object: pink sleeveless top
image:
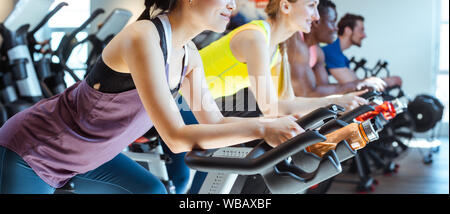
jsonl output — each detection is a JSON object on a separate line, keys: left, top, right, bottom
{"left": 299, "top": 31, "right": 318, "bottom": 68}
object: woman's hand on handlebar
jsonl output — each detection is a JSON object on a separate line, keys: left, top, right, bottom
{"left": 260, "top": 114, "right": 305, "bottom": 148}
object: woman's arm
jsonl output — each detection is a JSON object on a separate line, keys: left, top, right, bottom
{"left": 178, "top": 41, "right": 304, "bottom": 148}
{"left": 231, "top": 30, "right": 367, "bottom": 116}
{"left": 180, "top": 41, "right": 263, "bottom": 125}
{"left": 120, "top": 23, "right": 301, "bottom": 153}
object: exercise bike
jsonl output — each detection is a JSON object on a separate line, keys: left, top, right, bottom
{"left": 185, "top": 104, "right": 384, "bottom": 194}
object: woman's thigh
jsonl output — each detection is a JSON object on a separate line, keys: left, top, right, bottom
{"left": 72, "top": 153, "right": 168, "bottom": 194}
{"left": 0, "top": 146, "right": 55, "bottom": 194}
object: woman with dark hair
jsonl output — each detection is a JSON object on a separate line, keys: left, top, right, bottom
{"left": 0, "top": 0, "right": 304, "bottom": 194}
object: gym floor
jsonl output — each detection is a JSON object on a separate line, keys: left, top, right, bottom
{"left": 327, "top": 137, "right": 449, "bottom": 194}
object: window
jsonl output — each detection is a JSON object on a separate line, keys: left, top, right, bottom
{"left": 48, "top": 0, "right": 91, "bottom": 86}
{"left": 436, "top": 0, "right": 449, "bottom": 123}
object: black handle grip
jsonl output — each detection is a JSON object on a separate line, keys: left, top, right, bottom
{"left": 354, "top": 58, "right": 367, "bottom": 72}
{"left": 185, "top": 130, "right": 326, "bottom": 175}
{"left": 338, "top": 105, "right": 375, "bottom": 123}
{"left": 247, "top": 104, "right": 342, "bottom": 157}
{"left": 296, "top": 104, "right": 342, "bottom": 130}
{"left": 360, "top": 91, "right": 382, "bottom": 100}
{"left": 319, "top": 119, "right": 349, "bottom": 135}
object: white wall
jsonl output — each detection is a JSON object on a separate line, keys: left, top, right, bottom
{"left": 334, "top": 0, "right": 440, "bottom": 98}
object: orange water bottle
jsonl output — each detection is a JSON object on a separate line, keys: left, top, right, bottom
{"left": 306, "top": 120, "right": 379, "bottom": 157}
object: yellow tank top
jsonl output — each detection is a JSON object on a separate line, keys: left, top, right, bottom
{"left": 200, "top": 20, "right": 280, "bottom": 99}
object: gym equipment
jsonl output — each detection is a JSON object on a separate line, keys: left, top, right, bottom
{"left": 350, "top": 57, "right": 390, "bottom": 80}
{"left": 350, "top": 57, "right": 445, "bottom": 168}
{"left": 350, "top": 94, "right": 407, "bottom": 186}
{"left": 53, "top": 9, "right": 105, "bottom": 83}
{"left": 31, "top": 8, "right": 106, "bottom": 98}
{"left": 309, "top": 91, "right": 409, "bottom": 193}
{"left": 187, "top": 105, "right": 338, "bottom": 194}
{"left": 355, "top": 58, "right": 445, "bottom": 133}
{"left": 185, "top": 104, "right": 382, "bottom": 194}
{"left": 0, "top": 0, "right": 52, "bottom": 102}
{"left": 350, "top": 57, "right": 405, "bottom": 101}
{"left": 407, "top": 94, "right": 444, "bottom": 133}
{"left": 81, "top": 8, "right": 132, "bottom": 77}
{"left": 123, "top": 128, "right": 177, "bottom": 194}
{"left": 0, "top": 0, "right": 54, "bottom": 119}
{"left": 311, "top": 102, "right": 383, "bottom": 193}
{"left": 27, "top": 2, "right": 69, "bottom": 98}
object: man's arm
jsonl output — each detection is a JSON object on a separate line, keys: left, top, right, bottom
{"left": 310, "top": 47, "right": 359, "bottom": 95}
{"left": 286, "top": 33, "right": 358, "bottom": 97}
{"left": 328, "top": 66, "right": 387, "bottom": 91}
{"left": 328, "top": 67, "right": 359, "bottom": 83}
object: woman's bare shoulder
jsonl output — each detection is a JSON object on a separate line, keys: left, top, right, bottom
{"left": 102, "top": 20, "right": 162, "bottom": 72}
{"left": 120, "top": 20, "right": 160, "bottom": 44}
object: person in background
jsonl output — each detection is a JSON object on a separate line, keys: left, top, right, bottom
{"left": 285, "top": 0, "right": 387, "bottom": 97}
{"left": 322, "top": 13, "right": 403, "bottom": 89}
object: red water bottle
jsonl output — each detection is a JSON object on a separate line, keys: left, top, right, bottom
{"left": 356, "top": 100, "right": 401, "bottom": 122}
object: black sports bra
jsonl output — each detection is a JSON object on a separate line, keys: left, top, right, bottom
{"left": 86, "top": 16, "right": 186, "bottom": 94}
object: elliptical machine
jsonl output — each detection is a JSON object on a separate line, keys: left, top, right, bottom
{"left": 0, "top": 0, "right": 54, "bottom": 120}
{"left": 80, "top": 8, "right": 132, "bottom": 77}
{"left": 30, "top": 6, "right": 106, "bottom": 97}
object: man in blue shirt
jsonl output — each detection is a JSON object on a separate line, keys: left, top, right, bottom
{"left": 322, "top": 14, "right": 402, "bottom": 89}
{"left": 286, "top": 0, "right": 384, "bottom": 96}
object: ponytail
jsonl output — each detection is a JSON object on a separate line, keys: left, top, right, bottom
{"left": 277, "top": 42, "right": 295, "bottom": 100}
{"left": 137, "top": 0, "right": 178, "bottom": 20}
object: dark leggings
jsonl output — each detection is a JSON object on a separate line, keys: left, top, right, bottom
{"left": 0, "top": 146, "right": 167, "bottom": 194}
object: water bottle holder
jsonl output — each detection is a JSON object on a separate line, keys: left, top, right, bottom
{"left": 262, "top": 141, "right": 355, "bottom": 194}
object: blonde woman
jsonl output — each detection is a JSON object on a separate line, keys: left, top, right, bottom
{"left": 199, "top": 0, "right": 368, "bottom": 119}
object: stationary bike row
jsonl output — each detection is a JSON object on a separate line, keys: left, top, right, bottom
{"left": 125, "top": 95, "right": 386, "bottom": 194}
{"left": 185, "top": 102, "right": 388, "bottom": 194}
{"left": 351, "top": 57, "right": 445, "bottom": 164}
{"left": 334, "top": 91, "right": 409, "bottom": 193}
